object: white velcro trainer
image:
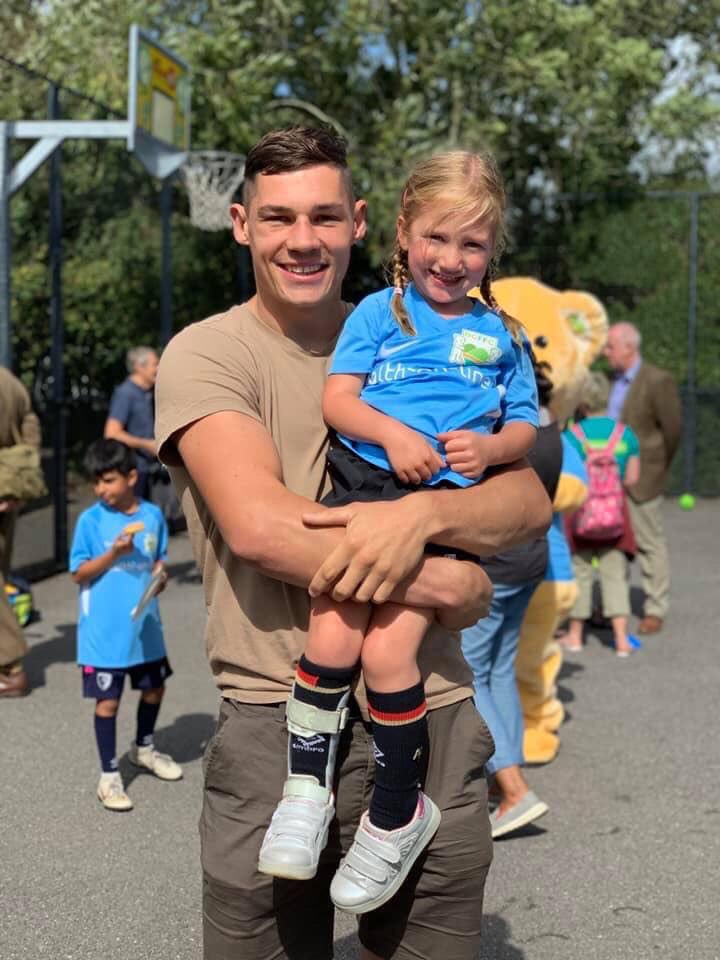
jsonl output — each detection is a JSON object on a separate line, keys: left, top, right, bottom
{"left": 330, "top": 792, "right": 441, "bottom": 914}
{"left": 129, "top": 744, "right": 183, "bottom": 781}
{"left": 258, "top": 775, "right": 335, "bottom": 880}
{"left": 97, "top": 773, "right": 133, "bottom": 812}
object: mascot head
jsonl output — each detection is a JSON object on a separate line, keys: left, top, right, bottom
{"left": 488, "top": 277, "right": 608, "bottom": 422}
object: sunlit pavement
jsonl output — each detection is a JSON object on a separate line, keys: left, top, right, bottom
{"left": 2, "top": 499, "right": 718, "bottom": 959}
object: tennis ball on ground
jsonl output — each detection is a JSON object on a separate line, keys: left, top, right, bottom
{"left": 678, "top": 493, "right": 695, "bottom": 511}
{"left": 591, "top": 556, "right": 599, "bottom": 569}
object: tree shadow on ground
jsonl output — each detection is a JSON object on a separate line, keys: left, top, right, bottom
{"left": 493, "top": 822, "right": 548, "bottom": 843}
{"left": 557, "top": 657, "right": 583, "bottom": 712}
{"left": 120, "top": 710, "right": 217, "bottom": 786}
{"left": 332, "top": 932, "right": 360, "bottom": 960}
{"left": 333, "top": 917, "right": 526, "bottom": 960}
{"left": 23, "top": 622, "right": 76, "bottom": 690}
{"left": 165, "top": 559, "right": 201, "bottom": 585}
{"left": 482, "top": 914, "right": 528, "bottom": 958}
{"left": 630, "top": 585, "right": 645, "bottom": 617}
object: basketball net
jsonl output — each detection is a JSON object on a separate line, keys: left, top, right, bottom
{"left": 180, "top": 151, "right": 246, "bottom": 231}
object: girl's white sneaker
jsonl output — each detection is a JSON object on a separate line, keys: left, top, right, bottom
{"left": 330, "top": 793, "right": 441, "bottom": 914}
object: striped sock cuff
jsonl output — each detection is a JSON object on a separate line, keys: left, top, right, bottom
{"left": 294, "top": 655, "right": 355, "bottom": 697}
{"left": 366, "top": 682, "right": 427, "bottom": 727}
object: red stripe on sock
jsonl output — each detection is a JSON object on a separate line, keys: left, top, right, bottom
{"left": 296, "top": 665, "right": 319, "bottom": 687}
{"left": 368, "top": 702, "right": 427, "bottom": 725}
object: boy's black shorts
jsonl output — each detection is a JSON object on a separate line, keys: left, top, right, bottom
{"left": 323, "top": 442, "right": 479, "bottom": 563}
{"left": 81, "top": 657, "right": 173, "bottom": 700}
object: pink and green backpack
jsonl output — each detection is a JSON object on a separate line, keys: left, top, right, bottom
{"left": 570, "top": 422, "right": 626, "bottom": 541}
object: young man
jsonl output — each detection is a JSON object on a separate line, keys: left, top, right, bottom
{"left": 155, "top": 127, "right": 551, "bottom": 960}
{"left": 605, "top": 322, "right": 682, "bottom": 634}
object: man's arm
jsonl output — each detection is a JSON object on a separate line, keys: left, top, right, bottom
{"left": 104, "top": 417, "right": 157, "bottom": 456}
{"left": 174, "top": 410, "right": 491, "bottom": 619}
{"left": 304, "top": 459, "right": 552, "bottom": 602}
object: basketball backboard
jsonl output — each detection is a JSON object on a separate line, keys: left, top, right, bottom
{"left": 127, "top": 24, "right": 191, "bottom": 178}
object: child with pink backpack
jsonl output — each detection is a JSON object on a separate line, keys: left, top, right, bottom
{"left": 562, "top": 373, "right": 641, "bottom": 657}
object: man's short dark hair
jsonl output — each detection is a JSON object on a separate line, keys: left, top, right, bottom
{"left": 84, "top": 439, "right": 137, "bottom": 478}
{"left": 242, "top": 126, "right": 352, "bottom": 203}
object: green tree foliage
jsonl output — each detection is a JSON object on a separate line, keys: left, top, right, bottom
{"left": 2, "top": 0, "right": 719, "bottom": 473}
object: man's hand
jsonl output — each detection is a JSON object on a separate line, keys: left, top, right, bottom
{"left": 438, "top": 430, "right": 495, "bottom": 479}
{"left": 383, "top": 423, "right": 445, "bottom": 485}
{"left": 302, "top": 495, "right": 433, "bottom": 603}
{"left": 0, "top": 499, "right": 23, "bottom": 513}
{"left": 434, "top": 561, "right": 493, "bottom": 631}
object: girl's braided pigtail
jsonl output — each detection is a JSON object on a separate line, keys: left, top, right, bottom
{"left": 388, "top": 246, "right": 416, "bottom": 336}
{"left": 480, "top": 270, "right": 524, "bottom": 344}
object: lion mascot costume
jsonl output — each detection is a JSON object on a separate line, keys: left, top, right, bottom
{"left": 491, "top": 277, "right": 608, "bottom": 764}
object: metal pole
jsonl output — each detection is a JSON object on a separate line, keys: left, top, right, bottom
{"left": 684, "top": 193, "right": 699, "bottom": 493}
{"left": 48, "top": 82, "right": 67, "bottom": 566}
{"left": 160, "top": 174, "right": 173, "bottom": 345}
{"left": 0, "top": 123, "right": 12, "bottom": 369}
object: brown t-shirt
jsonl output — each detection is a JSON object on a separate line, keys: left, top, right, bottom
{"left": 155, "top": 303, "right": 473, "bottom": 709}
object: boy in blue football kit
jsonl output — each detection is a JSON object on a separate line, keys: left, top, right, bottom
{"left": 70, "top": 439, "right": 181, "bottom": 811}
{"left": 259, "top": 151, "right": 539, "bottom": 914}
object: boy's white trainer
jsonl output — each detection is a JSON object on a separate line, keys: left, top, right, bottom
{"left": 258, "top": 775, "right": 335, "bottom": 880}
{"left": 330, "top": 792, "right": 441, "bottom": 914}
{"left": 97, "top": 772, "right": 133, "bottom": 812}
{"left": 129, "top": 744, "right": 183, "bottom": 781}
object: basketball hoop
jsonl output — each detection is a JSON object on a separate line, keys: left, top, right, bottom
{"left": 180, "top": 151, "right": 246, "bottom": 231}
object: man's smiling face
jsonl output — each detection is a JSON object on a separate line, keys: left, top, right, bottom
{"left": 231, "top": 165, "right": 366, "bottom": 318}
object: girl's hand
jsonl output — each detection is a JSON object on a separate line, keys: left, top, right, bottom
{"left": 383, "top": 423, "right": 445, "bottom": 485}
{"left": 438, "top": 430, "right": 496, "bottom": 479}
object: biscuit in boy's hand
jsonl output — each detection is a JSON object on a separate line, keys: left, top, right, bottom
{"left": 123, "top": 521, "right": 145, "bottom": 536}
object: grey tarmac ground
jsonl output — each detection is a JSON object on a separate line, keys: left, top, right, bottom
{"left": 1, "top": 498, "right": 719, "bottom": 960}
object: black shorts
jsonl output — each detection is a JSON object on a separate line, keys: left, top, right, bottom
{"left": 323, "top": 442, "right": 479, "bottom": 563}
{"left": 80, "top": 657, "right": 173, "bottom": 700}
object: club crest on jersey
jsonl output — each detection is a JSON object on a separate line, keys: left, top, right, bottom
{"left": 96, "top": 671, "right": 113, "bottom": 692}
{"left": 142, "top": 532, "right": 158, "bottom": 556}
{"left": 449, "top": 330, "right": 502, "bottom": 366}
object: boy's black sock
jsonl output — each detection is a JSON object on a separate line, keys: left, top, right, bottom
{"left": 94, "top": 713, "right": 118, "bottom": 773}
{"left": 289, "top": 655, "right": 356, "bottom": 788}
{"left": 367, "top": 681, "right": 429, "bottom": 831}
{"left": 136, "top": 699, "right": 161, "bottom": 747}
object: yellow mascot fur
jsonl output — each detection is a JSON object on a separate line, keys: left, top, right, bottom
{"left": 491, "top": 277, "right": 608, "bottom": 764}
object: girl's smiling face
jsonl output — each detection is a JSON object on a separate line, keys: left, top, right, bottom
{"left": 398, "top": 205, "right": 496, "bottom": 317}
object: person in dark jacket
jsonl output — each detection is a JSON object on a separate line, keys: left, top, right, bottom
{"left": 605, "top": 323, "right": 681, "bottom": 634}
